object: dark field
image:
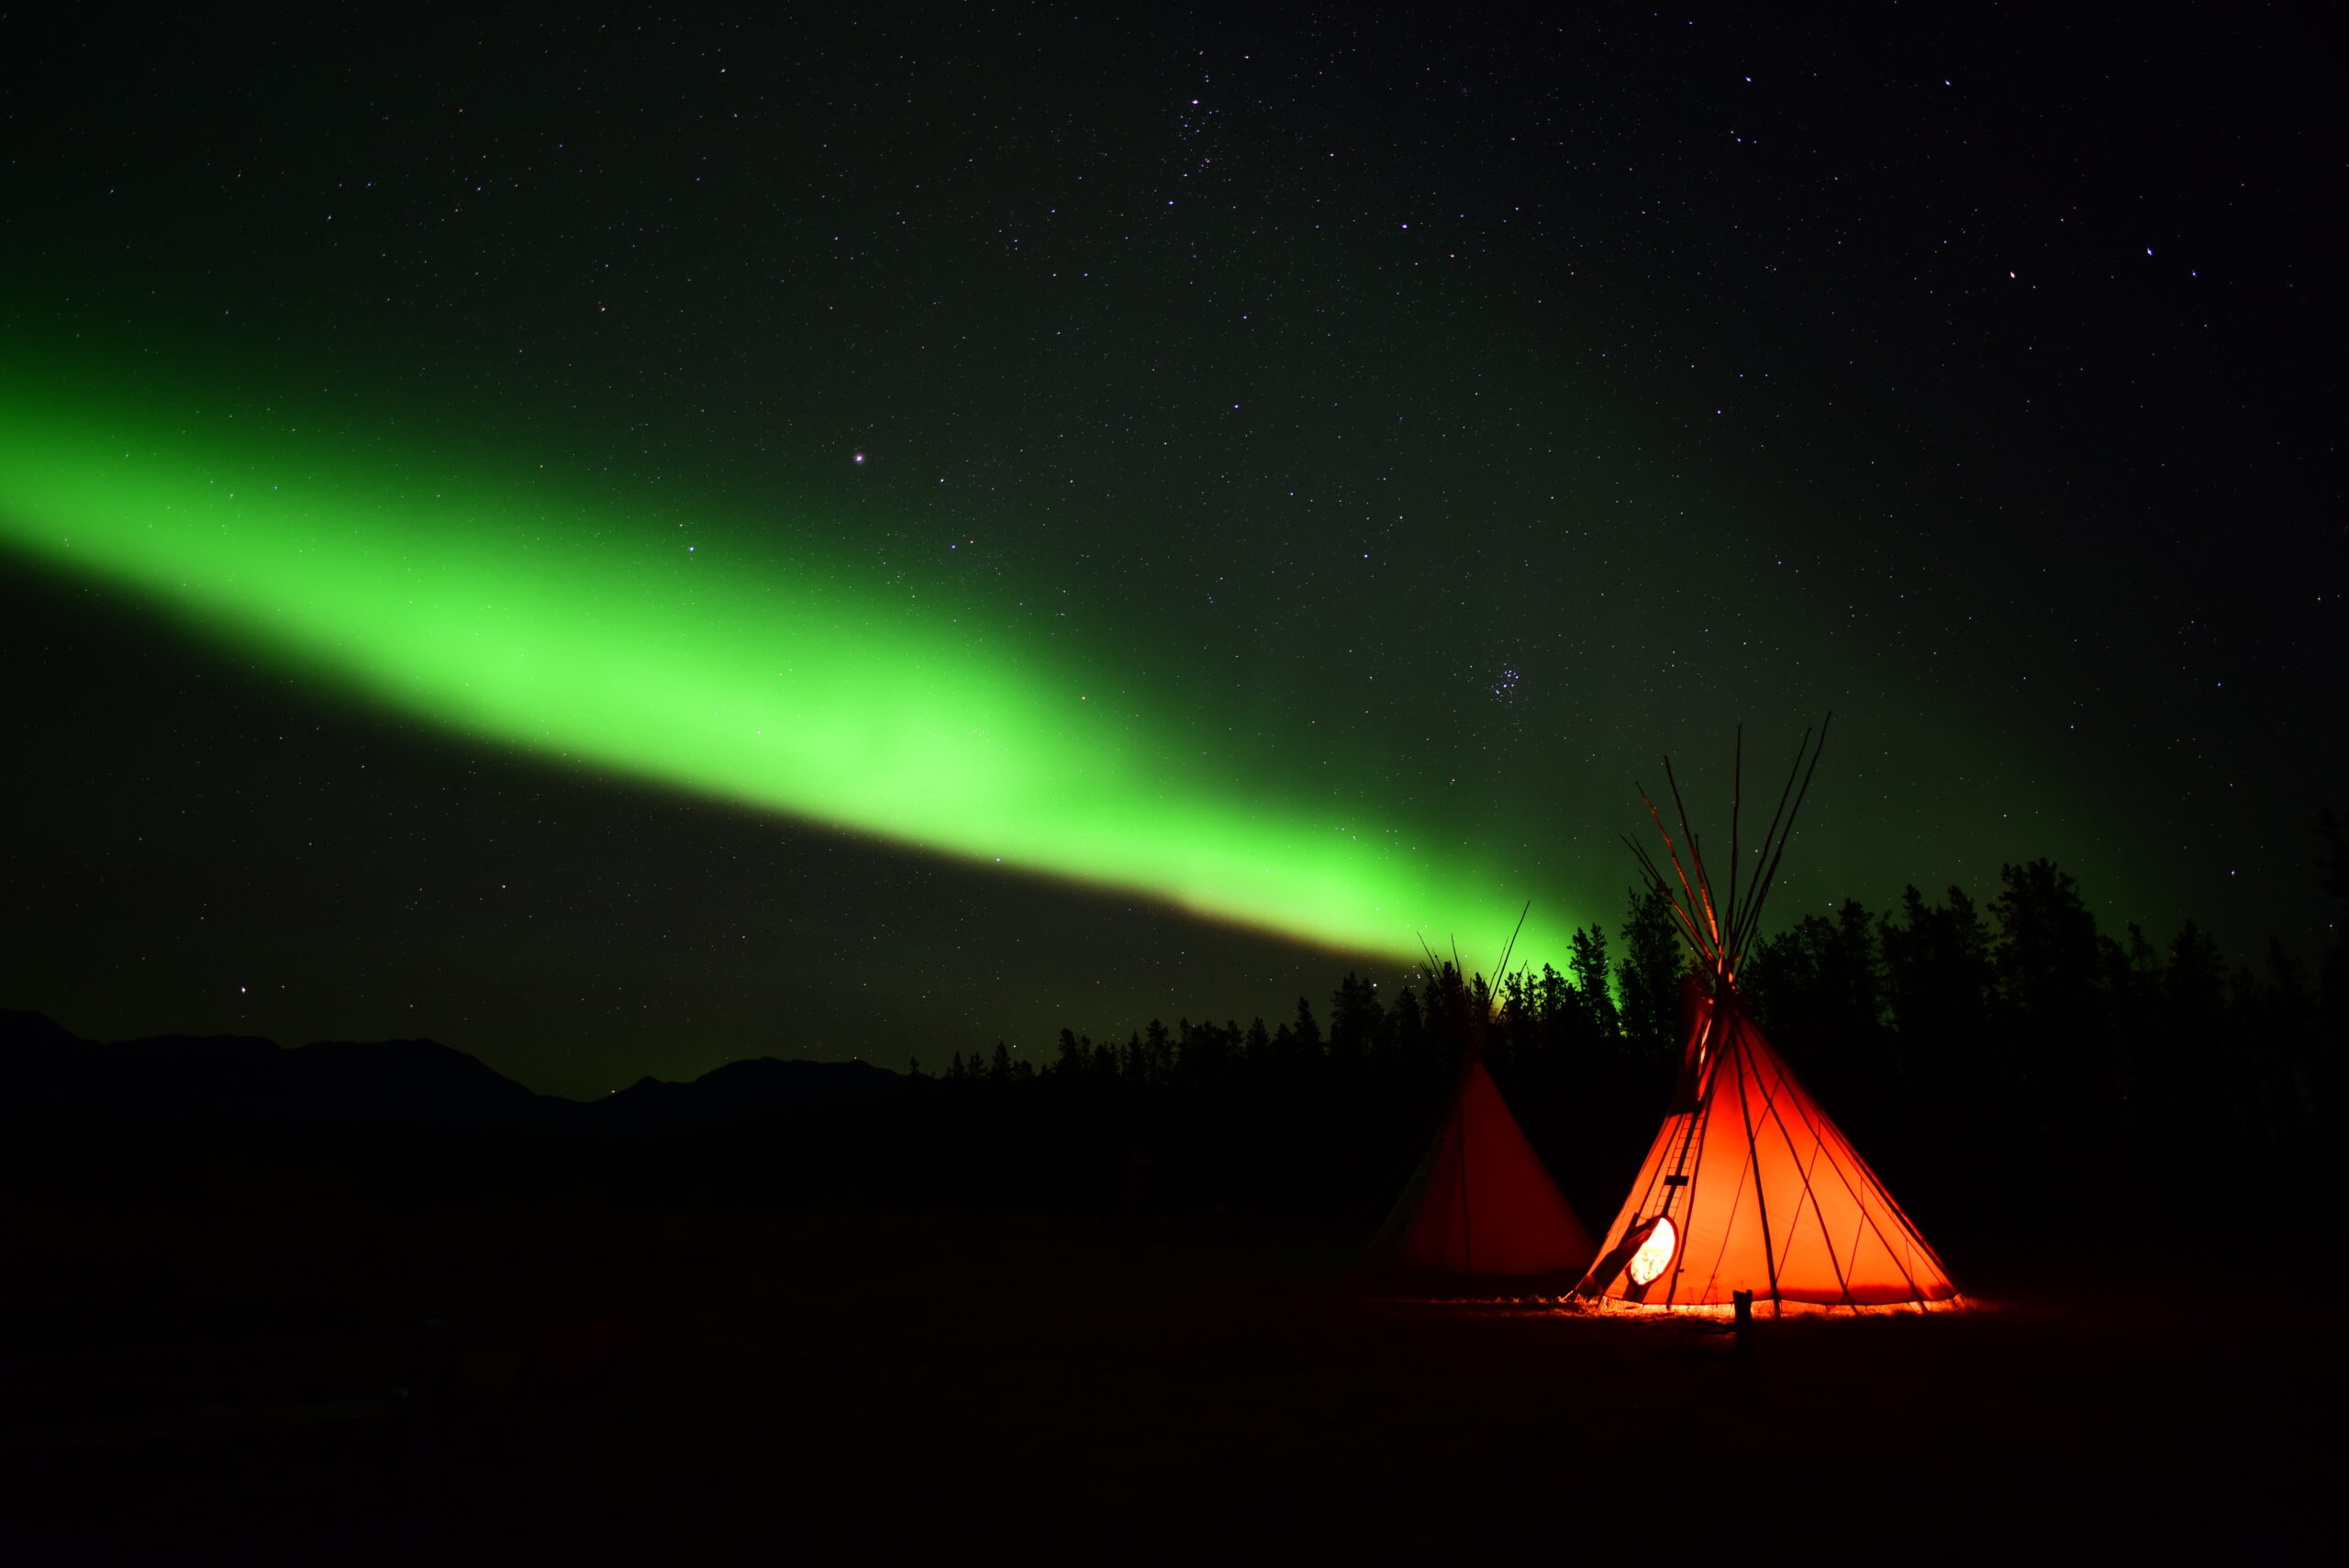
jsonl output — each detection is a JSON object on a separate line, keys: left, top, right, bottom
{"left": 5, "top": 1208, "right": 2338, "bottom": 1564}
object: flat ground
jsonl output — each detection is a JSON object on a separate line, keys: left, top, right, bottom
{"left": 3, "top": 1208, "right": 2338, "bottom": 1563}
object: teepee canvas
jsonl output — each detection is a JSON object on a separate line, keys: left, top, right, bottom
{"left": 1577, "top": 724, "right": 1960, "bottom": 1314}
{"left": 1372, "top": 1051, "right": 1596, "bottom": 1277}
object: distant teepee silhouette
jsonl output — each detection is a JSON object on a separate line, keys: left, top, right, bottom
{"left": 1369, "top": 931, "right": 1595, "bottom": 1279}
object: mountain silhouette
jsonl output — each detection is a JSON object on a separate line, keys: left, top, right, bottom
{"left": 0, "top": 1010, "right": 904, "bottom": 1135}
{"left": 584, "top": 1055, "right": 906, "bottom": 1130}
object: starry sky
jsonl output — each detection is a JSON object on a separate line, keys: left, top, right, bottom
{"left": 2, "top": 7, "right": 2338, "bottom": 1096}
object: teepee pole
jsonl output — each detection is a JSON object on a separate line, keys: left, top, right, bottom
{"left": 1623, "top": 833, "right": 1711, "bottom": 958}
{"left": 1754, "top": 1068, "right": 1858, "bottom": 1310}
{"left": 1662, "top": 755, "right": 1724, "bottom": 956}
{"left": 1772, "top": 1063, "right": 1937, "bottom": 1307}
{"left": 1727, "top": 728, "right": 1743, "bottom": 950}
{"left": 1736, "top": 716, "right": 1832, "bottom": 960}
{"left": 1638, "top": 788, "right": 1716, "bottom": 965}
{"left": 1660, "top": 1045, "right": 1724, "bottom": 1306}
{"left": 1727, "top": 1021, "right": 1784, "bottom": 1312}
{"left": 1493, "top": 900, "right": 1532, "bottom": 988}
{"left": 1622, "top": 831, "right": 1697, "bottom": 933}
{"left": 1731, "top": 724, "right": 1813, "bottom": 958}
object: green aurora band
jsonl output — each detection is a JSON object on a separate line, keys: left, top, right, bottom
{"left": 0, "top": 356, "right": 1583, "bottom": 966}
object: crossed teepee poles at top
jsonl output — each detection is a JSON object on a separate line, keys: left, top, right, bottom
{"left": 1620, "top": 717, "right": 1831, "bottom": 988}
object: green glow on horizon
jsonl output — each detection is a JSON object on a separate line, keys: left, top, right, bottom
{"left": 0, "top": 358, "right": 1584, "bottom": 967}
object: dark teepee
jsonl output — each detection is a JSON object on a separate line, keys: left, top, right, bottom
{"left": 1576, "top": 722, "right": 1961, "bottom": 1314}
{"left": 1369, "top": 952, "right": 1596, "bottom": 1279}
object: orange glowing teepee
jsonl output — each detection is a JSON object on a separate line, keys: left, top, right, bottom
{"left": 1577, "top": 722, "right": 1961, "bottom": 1314}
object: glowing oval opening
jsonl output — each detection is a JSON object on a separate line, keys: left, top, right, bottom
{"left": 1625, "top": 1216, "right": 1678, "bottom": 1287}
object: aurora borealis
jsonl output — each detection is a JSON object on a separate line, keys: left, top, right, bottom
{"left": 2, "top": 9, "right": 2336, "bottom": 1094}
{"left": 0, "top": 351, "right": 1565, "bottom": 965}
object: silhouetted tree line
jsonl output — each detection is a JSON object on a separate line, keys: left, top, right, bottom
{"left": 1736, "top": 854, "right": 2332, "bottom": 1231}
{"left": 27, "top": 838, "right": 2338, "bottom": 1248}
{"left": 906, "top": 908, "right": 1675, "bottom": 1224}
{"left": 902, "top": 836, "right": 2343, "bottom": 1239}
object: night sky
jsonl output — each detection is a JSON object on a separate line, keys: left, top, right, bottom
{"left": 4, "top": 8, "right": 2338, "bottom": 1097}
